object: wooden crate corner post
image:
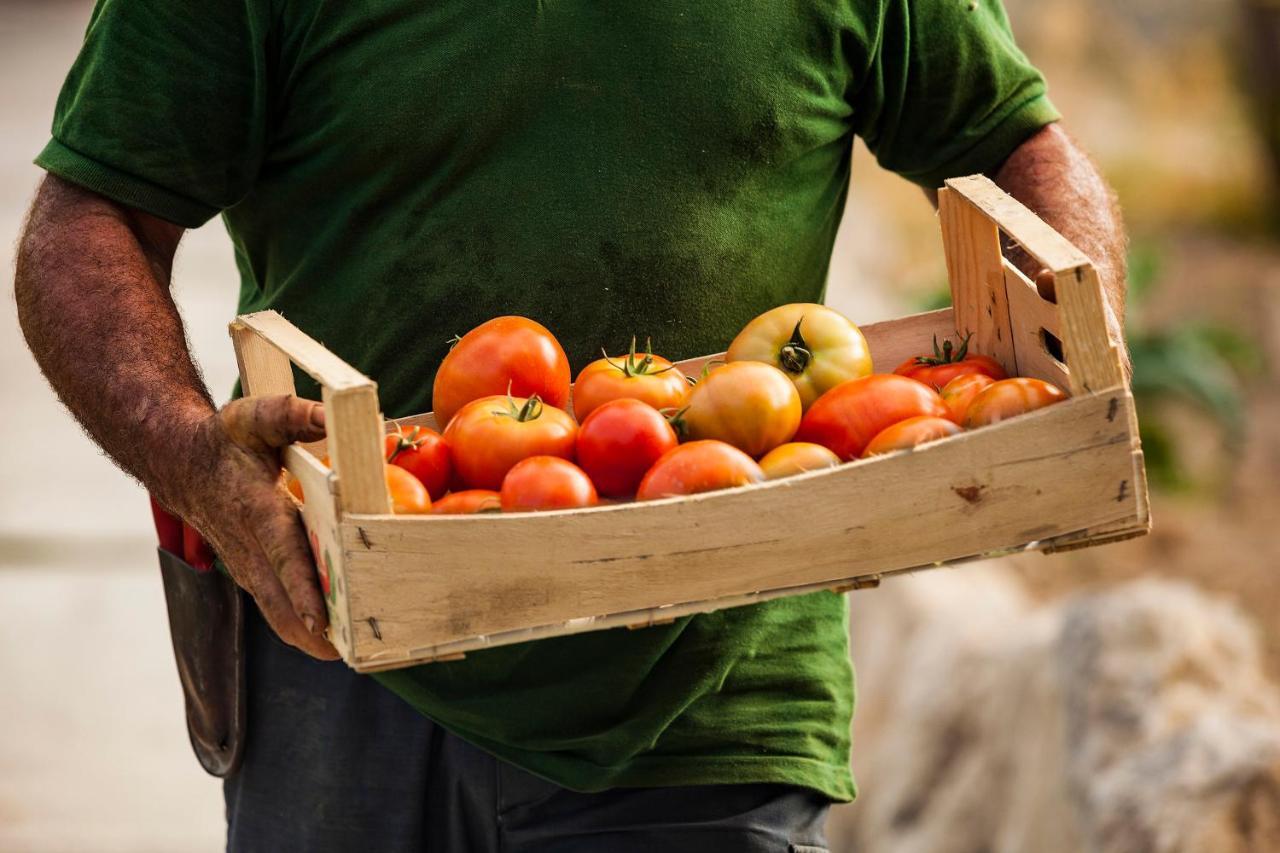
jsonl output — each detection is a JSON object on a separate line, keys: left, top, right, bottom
{"left": 229, "top": 312, "right": 392, "bottom": 661}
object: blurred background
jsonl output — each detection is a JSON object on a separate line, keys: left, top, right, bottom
{"left": 2, "top": 0, "right": 1277, "bottom": 850}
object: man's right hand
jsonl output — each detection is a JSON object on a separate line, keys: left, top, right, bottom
{"left": 175, "top": 394, "right": 339, "bottom": 660}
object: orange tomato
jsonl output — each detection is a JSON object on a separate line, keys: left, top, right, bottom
{"left": 680, "top": 362, "right": 801, "bottom": 457}
{"left": 964, "top": 378, "right": 1068, "bottom": 427}
{"left": 795, "top": 374, "right": 949, "bottom": 460}
{"left": 572, "top": 339, "right": 690, "bottom": 421}
{"left": 286, "top": 454, "right": 429, "bottom": 513}
{"left": 443, "top": 394, "right": 578, "bottom": 490}
{"left": 758, "top": 442, "right": 841, "bottom": 479}
{"left": 862, "top": 416, "right": 962, "bottom": 457}
{"left": 500, "top": 457, "right": 598, "bottom": 511}
{"left": 431, "top": 316, "right": 571, "bottom": 428}
{"left": 385, "top": 464, "right": 432, "bottom": 513}
{"left": 727, "top": 303, "right": 872, "bottom": 409}
{"left": 939, "top": 373, "right": 996, "bottom": 424}
{"left": 636, "top": 440, "right": 765, "bottom": 500}
{"left": 431, "top": 490, "right": 502, "bottom": 514}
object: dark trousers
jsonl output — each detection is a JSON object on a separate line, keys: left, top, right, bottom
{"left": 224, "top": 605, "right": 832, "bottom": 852}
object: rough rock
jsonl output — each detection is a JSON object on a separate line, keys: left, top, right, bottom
{"left": 827, "top": 565, "right": 1280, "bottom": 853}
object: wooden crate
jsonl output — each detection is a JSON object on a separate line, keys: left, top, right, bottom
{"left": 230, "top": 175, "right": 1149, "bottom": 673}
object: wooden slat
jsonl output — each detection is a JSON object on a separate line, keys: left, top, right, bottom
{"left": 938, "top": 188, "right": 1018, "bottom": 375}
{"left": 283, "top": 445, "right": 356, "bottom": 658}
{"left": 235, "top": 311, "right": 373, "bottom": 392}
{"left": 324, "top": 386, "right": 392, "bottom": 515}
{"left": 1003, "top": 262, "right": 1071, "bottom": 389}
{"left": 230, "top": 321, "right": 296, "bottom": 398}
{"left": 1056, "top": 264, "right": 1127, "bottom": 394}
{"left": 943, "top": 175, "right": 1091, "bottom": 275}
{"left": 337, "top": 391, "right": 1143, "bottom": 665}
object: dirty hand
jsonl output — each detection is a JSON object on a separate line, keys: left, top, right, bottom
{"left": 174, "top": 395, "right": 338, "bottom": 660}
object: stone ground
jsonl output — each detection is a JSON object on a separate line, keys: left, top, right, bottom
{"left": 0, "top": 2, "right": 911, "bottom": 849}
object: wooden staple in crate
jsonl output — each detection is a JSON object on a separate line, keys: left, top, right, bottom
{"left": 230, "top": 175, "right": 1150, "bottom": 673}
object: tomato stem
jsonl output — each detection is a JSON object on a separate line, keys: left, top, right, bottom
{"left": 779, "top": 318, "right": 812, "bottom": 374}
{"left": 914, "top": 332, "right": 973, "bottom": 366}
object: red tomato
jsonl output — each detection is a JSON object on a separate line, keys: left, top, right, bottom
{"left": 443, "top": 394, "right": 578, "bottom": 490}
{"left": 385, "top": 464, "right": 432, "bottom": 513}
{"left": 572, "top": 339, "right": 690, "bottom": 421}
{"left": 636, "top": 440, "right": 765, "bottom": 500}
{"left": 964, "top": 378, "right": 1068, "bottom": 428}
{"left": 680, "top": 362, "right": 801, "bottom": 457}
{"left": 727, "top": 303, "right": 873, "bottom": 409}
{"left": 576, "top": 399, "right": 679, "bottom": 498}
{"left": 794, "top": 374, "right": 949, "bottom": 460}
{"left": 431, "top": 316, "right": 571, "bottom": 428}
{"left": 893, "top": 334, "right": 1007, "bottom": 390}
{"left": 758, "top": 442, "right": 841, "bottom": 480}
{"left": 501, "top": 457, "right": 598, "bottom": 511}
{"left": 939, "top": 373, "right": 996, "bottom": 424}
{"left": 385, "top": 426, "right": 451, "bottom": 498}
{"left": 862, "top": 416, "right": 962, "bottom": 457}
{"left": 431, "top": 490, "right": 502, "bottom": 514}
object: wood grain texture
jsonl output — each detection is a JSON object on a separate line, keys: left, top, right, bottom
{"left": 336, "top": 391, "right": 1144, "bottom": 668}
{"left": 944, "top": 175, "right": 1091, "bottom": 275}
{"left": 1003, "top": 262, "right": 1071, "bottom": 389}
{"left": 323, "top": 386, "right": 392, "bottom": 515}
{"left": 230, "top": 321, "right": 296, "bottom": 398}
{"left": 1056, "top": 265, "right": 1127, "bottom": 394}
{"left": 235, "top": 311, "right": 373, "bottom": 392}
{"left": 284, "top": 445, "right": 356, "bottom": 658}
{"left": 939, "top": 188, "right": 1018, "bottom": 374}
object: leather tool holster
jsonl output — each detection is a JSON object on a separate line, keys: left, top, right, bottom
{"left": 157, "top": 547, "right": 246, "bottom": 777}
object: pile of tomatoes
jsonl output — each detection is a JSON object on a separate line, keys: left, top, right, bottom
{"left": 290, "top": 305, "right": 1068, "bottom": 514}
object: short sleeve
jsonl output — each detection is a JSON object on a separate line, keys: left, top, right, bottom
{"left": 850, "top": 0, "right": 1060, "bottom": 189}
{"left": 35, "top": 0, "right": 272, "bottom": 228}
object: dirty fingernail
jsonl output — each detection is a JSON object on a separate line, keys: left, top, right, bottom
{"left": 303, "top": 614, "right": 318, "bottom": 634}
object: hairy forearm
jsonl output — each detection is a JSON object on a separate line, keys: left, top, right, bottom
{"left": 992, "top": 123, "right": 1128, "bottom": 331}
{"left": 15, "top": 176, "right": 209, "bottom": 513}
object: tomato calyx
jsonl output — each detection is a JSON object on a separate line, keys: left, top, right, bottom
{"left": 385, "top": 426, "right": 425, "bottom": 464}
{"left": 778, "top": 318, "right": 813, "bottom": 375}
{"left": 914, "top": 333, "right": 973, "bottom": 367}
{"left": 662, "top": 405, "right": 690, "bottom": 438}
{"left": 492, "top": 392, "right": 545, "bottom": 423}
{"left": 601, "top": 337, "right": 678, "bottom": 379}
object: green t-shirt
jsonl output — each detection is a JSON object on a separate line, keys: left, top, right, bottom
{"left": 39, "top": 0, "right": 1056, "bottom": 802}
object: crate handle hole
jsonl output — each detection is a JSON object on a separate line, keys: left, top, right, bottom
{"left": 1039, "top": 328, "right": 1066, "bottom": 365}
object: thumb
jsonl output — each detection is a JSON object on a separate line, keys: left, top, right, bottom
{"left": 221, "top": 395, "right": 326, "bottom": 453}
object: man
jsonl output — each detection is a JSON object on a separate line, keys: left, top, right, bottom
{"left": 16, "top": 0, "right": 1126, "bottom": 849}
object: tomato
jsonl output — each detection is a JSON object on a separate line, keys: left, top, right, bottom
{"left": 431, "top": 316, "right": 571, "bottom": 428}
{"left": 758, "top": 442, "right": 841, "bottom": 480}
{"left": 964, "top": 377, "right": 1068, "bottom": 428}
{"left": 385, "top": 426, "right": 451, "bottom": 498}
{"left": 894, "top": 334, "right": 1007, "bottom": 390}
{"left": 443, "top": 394, "right": 577, "bottom": 490}
{"left": 939, "top": 373, "right": 996, "bottom": 424}
{"left": 727, "top": 303, "right": 872, "bottom": 410}
{"left": 636, "top": 440, "right": 765, "bottom": 500}
{"left": 862, "top": 416, "right": 962, "bottom": 457}
{"left": 794, "top": 374, "right": 949, "bottom": 460}
{"left": 431, "top": 490, "right": 502, "bottom": 514}
{"left": 679, "top": 362, "right": 801, "bottom": 457}
{"left": 385, "top": 464, "right": 432, "bottom": 513}
{"left": 576, "top": 399, "right": 679, "bottom": 498}
{"left": 501, "top": 457, "right": 598, "bottom": 511}
{"left": 572, "top": 339, "right": 690, "bottom": 421}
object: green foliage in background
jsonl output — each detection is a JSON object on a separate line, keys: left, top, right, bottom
{"left": 910, "top": 243, "right": 1263, "bottom": 492}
